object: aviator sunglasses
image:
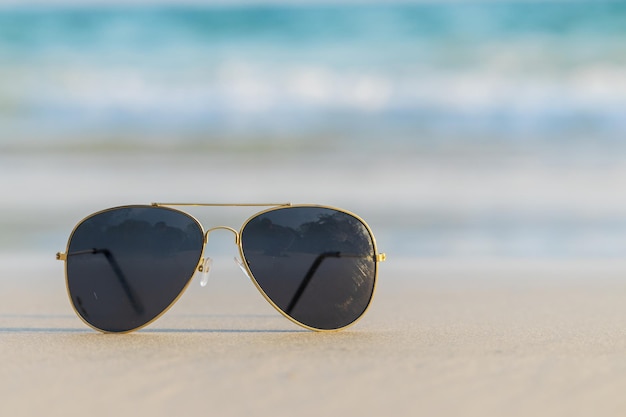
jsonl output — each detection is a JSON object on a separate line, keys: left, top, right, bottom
{"left": 57, "top": 203, "right": 386, "bottom": 333}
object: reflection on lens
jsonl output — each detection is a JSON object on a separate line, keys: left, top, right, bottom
{"left": 66, "top": 206, "right": 204, "bottom": 332}
{"left": 240, "top": 206, "right": 377, "bottom": 330}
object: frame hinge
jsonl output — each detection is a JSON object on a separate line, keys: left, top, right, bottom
{"left": 376, "top": 253, "right": 387, "bottom": 262}
{"left": 56, "top": 252, "right": 67, "bottom": 261}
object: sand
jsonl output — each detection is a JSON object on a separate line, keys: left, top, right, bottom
{"left": 1, "top": 255, "right": 625, "bottom": 417}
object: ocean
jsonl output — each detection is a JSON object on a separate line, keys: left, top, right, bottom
{"left": 1, "top": 1, "right": 625, "bottom": 145}
{"left": 1, "top": 1, "right": 625, "bottom": 259}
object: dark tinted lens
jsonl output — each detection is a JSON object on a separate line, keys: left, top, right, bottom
{"left": 241, "top": 207, "right": 377, "bottom": 330}
{"left": 66, "top": 206, "right": 204, "bottom": 332}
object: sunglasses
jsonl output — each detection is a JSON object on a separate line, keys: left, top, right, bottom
{"left": 56, "top": 203, "right": 386, "bottom": 333}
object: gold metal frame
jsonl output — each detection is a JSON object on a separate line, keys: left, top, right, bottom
{"left": 57, "top": 203, "right": 386, "bottom": 334}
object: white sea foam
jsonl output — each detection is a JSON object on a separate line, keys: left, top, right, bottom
{"left": 3, "top": 147, "right": 626, "bottom": 259}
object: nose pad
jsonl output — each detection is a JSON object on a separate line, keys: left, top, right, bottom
{"left": 198, "top": 257, "right": 213, "bottom": 287}
{"left": 233, "top": 257, "right": 251, "bottom": 279}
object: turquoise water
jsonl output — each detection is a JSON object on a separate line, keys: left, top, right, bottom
{"left": 2, "top": 1, "right": 626, "bottom": 259}
{"left": 0, "top": 1, "right": 624, "bottom": 146}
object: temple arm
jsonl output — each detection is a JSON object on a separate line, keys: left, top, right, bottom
{"left": 285, "top": 251, "right": 382, "bottom": 315}
{"left": 58, "top": 248, "right": 144, "bottom": 314}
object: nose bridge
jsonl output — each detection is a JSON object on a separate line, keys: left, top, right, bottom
{"left": 204, "top": 226, "right": 240, "bottom": 246}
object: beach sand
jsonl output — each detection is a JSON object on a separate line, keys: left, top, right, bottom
{"left": 1, "top": 255, "right": 625, "bottom": 417}
{"left": 2, "top": 147, "right": 626, "bottom": 416}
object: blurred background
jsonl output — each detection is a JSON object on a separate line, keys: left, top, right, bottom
{"left": 1, "top": 0, "right": 625, "bottom": 261}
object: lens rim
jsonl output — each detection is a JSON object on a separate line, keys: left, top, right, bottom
{"left": 238, "top": 204, "right": 380, "bottom": 332}
{"left": 63, "top": 205, "right": 205, "bottom": 334}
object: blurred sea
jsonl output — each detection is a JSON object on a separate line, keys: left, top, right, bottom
{"left": 1, "top": 1, "right": 626, "bottom": 260}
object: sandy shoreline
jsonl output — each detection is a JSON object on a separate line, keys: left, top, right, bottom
{"left": 1, "top": 257, "right": 626, "bottom": 417}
